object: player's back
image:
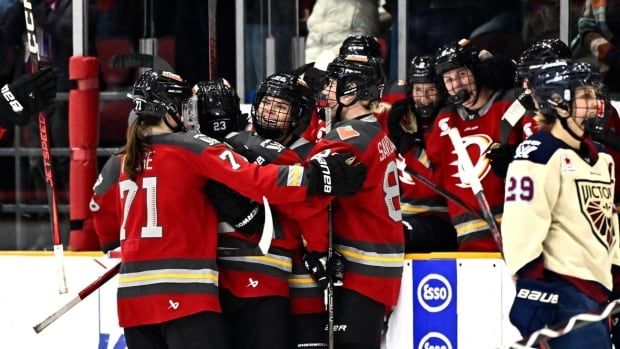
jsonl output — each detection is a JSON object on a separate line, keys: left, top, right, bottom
{"left": 117, "top": 132, "right": 221, "bottom": 328}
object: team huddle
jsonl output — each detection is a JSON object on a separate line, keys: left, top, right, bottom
{"left": 0, "top": 34, "right": 613, "bottom": 349}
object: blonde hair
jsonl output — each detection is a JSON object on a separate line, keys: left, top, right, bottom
{"left": 533, "top": 112, "right": 555, "bottom": 132}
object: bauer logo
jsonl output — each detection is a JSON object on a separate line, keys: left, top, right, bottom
{"left": 417, "top": 273, "right": 452, "bottom": 313}
{"left": 418, "top": 332, "right": 453, "bottom": 349}
{"left": 413, "top": 260, "right": 457, "bottom": 349}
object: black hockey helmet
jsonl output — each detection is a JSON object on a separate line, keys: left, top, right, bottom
{"left": 407, "top": 55, "right": 436, "bottom": 85}
{"left": 132, "top": 70, "right": 192, "bottom": 132}
{"left": 434, "top": 39, "right": 479, "bottom": 78}
{"left": 339, "top": 35, "right": 382, "bottom": 58}
{"left": 194, "top": 78, "right": 243, "bottom": 139}
{"left": 515, "top": 38, "right": 571, "bottom": 87}
{"left": 251, "top": 73, "right": 316, "bottom": 140}
{"left": 326, "top": 54, "right": 386, "bottom": 105}
{"left": 407, "top": 55, "right": 443, "bottom": 119}
{"left": 531, "top": 60, "right": 603, "bottom": 126}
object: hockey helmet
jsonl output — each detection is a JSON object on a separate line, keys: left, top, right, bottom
{"left": 131, "top": 70, "right": 192, "bottom": 131}
{"left": 434, "top": 40, "right": 480, "bottom": 105}
{"left": 339, "top": 35, "right": 382, "bottom": 58}
{"left": 325, "top": 54, "right": 386, "bottom": 106}
{"left": 407, "top": 55, "right": 442, "bottom": 119}
{"left": 515, "top": 38, "right": 571, "bottom": 87}
{"left": 193, "top": 78, "right": 243, "bottom": 139}
{"left": 531, "top": 60, "right": 604, "bottom": 131}
{"left": 252, "top": 73, "right": 316, "bottom": 140}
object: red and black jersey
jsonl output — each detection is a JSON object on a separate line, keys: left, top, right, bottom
{"left": 308, "top": 115, "right": 404, "bottom": 309}
{"left": 422, "top": 89, "right": 532, "bottom": 251}
{"left": 90, "top": 155, "right": 122, "bottom": 252}
{"left": 92, "top": 132, "right": 316, "bottom": 328}
{"left": 216, "top": 131, "right": 328, "bottom": 302}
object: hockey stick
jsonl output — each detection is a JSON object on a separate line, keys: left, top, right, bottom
{"left": 217, "top": 196, "right": 274, "bottom": 257}
{"left": 109, "top": 53, "right": 174, "bottom": 72}
{"left": 23, "top": 0, "right": 67, "bottom": 294}
{"left": 207, "top": 0, "right": 217, "bottom": 79}
{"left": 508, "top": 299, "right": 620, "bottom": 348}
{"left": 441, "top": 122, "right": 504, "bottom": 253}
{"left": 33, "top": 262, "right": 121, "bottom": 333}
{"left": 403, "top": 164, "right": 485, "bottom": 222}
{"left": 323, "top": 107, "right": 335, "bottom": 349}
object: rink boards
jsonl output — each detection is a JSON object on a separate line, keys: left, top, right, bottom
{"left": 1, "top": 252, "right": 520, "bottom": 349}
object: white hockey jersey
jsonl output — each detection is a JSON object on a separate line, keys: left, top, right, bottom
{"left": 502, "top": 131, "right": 620, "bottom": 291}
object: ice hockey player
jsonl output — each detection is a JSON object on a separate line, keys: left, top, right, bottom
{"left": 408, "top": 39, "right": 529, "bottom": 252}
{"left": 502, "top": 60, "right": 619, "bottom": 349}
{"left": 485, "top": 38, "right": 571, "bottom": 178}
{"left": 89, "top": 69, "right": 367, "bottom": 349}
{"left": 306, "top": 53, "right": 404, "bottom": 349}
{"left": 380, "top": 55, "right": 457, "bottom": 252}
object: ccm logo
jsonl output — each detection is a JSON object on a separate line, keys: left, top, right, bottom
{"left": 417, "top": 273, "right": 452, "bottom": 313}
{"left": 516, "top": 288, "right": 559, "bottom": 304}
{"left": 1, "top": 85, "right": 23, "bottom": 113}
{"left": 418, "top": 332, "right": 453, "bottom": 349}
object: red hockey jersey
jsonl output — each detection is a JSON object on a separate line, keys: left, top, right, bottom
{"left": 422, "top": 90, "right": 533, "bottom": 251}
{"left": 216, "top": 132, "right": 327, "bottom": 300}
{"left": 92, "top": 132, "right": 318, "bottom": 327}
{"left": 308, "top": 115, "right": 404, "bottom": 309}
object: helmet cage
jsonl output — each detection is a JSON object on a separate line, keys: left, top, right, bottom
{"left": 325, "top": 55, "right": 385, "bottom": 107}
{"left": 251, "top": 73, "right": 315, "bottom": 140}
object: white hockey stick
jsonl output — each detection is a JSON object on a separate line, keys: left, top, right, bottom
{"left": 440, "top": 121, "right": 504, "bottom": 252}
{"left": 217, "top": 196, "right": 274, "bottom": 257}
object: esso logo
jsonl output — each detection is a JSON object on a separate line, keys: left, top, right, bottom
{"left": 418, "top": 332, "right": 453, "bottom": 349}
{"left": 417, "top": 273, "right": 452, "bottom": 313}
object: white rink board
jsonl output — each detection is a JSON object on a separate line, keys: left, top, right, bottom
{"left": 2, "top": 253, "right": 518, "bottom": 349}
{"left": 0, "top": 253, "right": 124, "bottom": 349}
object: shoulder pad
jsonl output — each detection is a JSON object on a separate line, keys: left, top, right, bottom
{"left": 150, "top": 132, "right": 221, "bottom": 154}
{"left": 513, "top": 132, "right": 568, "bottom": 164}
{"left": 325, "top": 119, "right": 381, "bottom": 152}
{"left": 94, "top": 155, "right": 122, "bottom": 195}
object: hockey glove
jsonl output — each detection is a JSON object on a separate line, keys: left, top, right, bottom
{"left": 387, "top": 99, "right": 418, "bottom": 154}
{"left": 485, "top": 142, "right": 517, "bottom": 178}
{"left": 477, "top": 53, "right": 516, "bottom": 90}
{"left": 0, "top": 66, "right": 58, "bottom": 128}
{"left": 303, "top": 250, "right": 345, "bottom": 288}
{"left": 307, "top": 153, "right": 367, "bottom": 196}
{"left": 205, "top": 182, "right": 265, "bottom": 236}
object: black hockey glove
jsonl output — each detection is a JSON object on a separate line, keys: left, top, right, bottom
{"left": 485, "top": 142, "right": 517, "bottom": 178}
{"left": 205, "top": 182, "right": 265, "bottom": 236}
{"left": 307, "top": 152, "right": 367, "bottom": 196}
{"left": 0, "top": 66, "right": 58, "bottom": 128}
{"left": 224, "top": 138, "right": 264, "bottom": 164}
{"left": 303, "top": 250, "right": 345, "bottom": 288}
{"left": 387, "top": 99, "right": 417, "bottom": 154}
{"left": 477, "top": 53, "right": 516, "bottom": 90}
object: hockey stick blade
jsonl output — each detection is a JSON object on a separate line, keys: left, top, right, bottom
{"left": 109, "top": 53, "right": 174, "bottom": 72}
{"left": 217, "top": 196, "right": 274, "bottom": 257}
{"left": 33, "top": 263, "right": 121, "bottom": 333}
{"left": 500, "top": 96, "right": 527, "bottom": 145}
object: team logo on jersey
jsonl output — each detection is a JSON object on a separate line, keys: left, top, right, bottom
{"left": 514, "top": 140, "right": 540, "bottom": 160}
{"left": 560, "top": 154, "right": 576, "bottom": 173}
{"left": 576, "top": 179, "right": 615, "bottom": 249}
{"left": 450, "top": 134, "right": 493, "bottom": 189}
{"left": 336, "top": 125, "right": 360, "bottom": 140}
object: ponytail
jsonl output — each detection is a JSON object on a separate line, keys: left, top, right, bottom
{"left": 117, "top": 115, "right": 159, "bottom": 181}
